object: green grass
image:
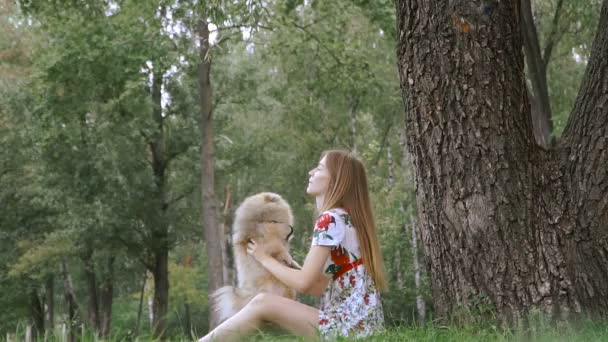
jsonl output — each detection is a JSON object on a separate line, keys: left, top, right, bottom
{"left": 7, "top": 319, "right": 608, "bottom": 341}
{"left": 243, "top": 319, "right": 608, "bottom": 342}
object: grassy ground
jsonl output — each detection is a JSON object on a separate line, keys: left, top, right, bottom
{"left": 244, "top": 319, "right": 608, "bottom": 342}
{"left": 8, "top": 319, "right": 608, "bottom": 341}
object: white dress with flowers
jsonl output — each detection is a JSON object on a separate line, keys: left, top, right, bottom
{"left": 311, "top": 208, "right": 384, "bottom": 339}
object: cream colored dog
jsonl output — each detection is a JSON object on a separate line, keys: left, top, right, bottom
{"left": 212, "top": 192, "right": 300, "bottom": 324}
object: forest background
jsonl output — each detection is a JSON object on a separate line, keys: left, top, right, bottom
{"left": 0, "top": 0, "right": 603, "bottom": 340}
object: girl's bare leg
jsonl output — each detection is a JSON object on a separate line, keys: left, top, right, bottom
{"left": 198, "top": 293, "right": 319, "bottom": 342}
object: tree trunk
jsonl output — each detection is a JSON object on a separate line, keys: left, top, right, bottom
{"left": 82, "top": 249, "right": 100, "bottom": 334}
{"left": 197, "top": 18, "right": 225, "bottom": 329}
{"left": 397, "top": 125, "right": 427, "bottom": 323}
{"left": 61, "top": 259, "right": 79, "bottom": 342}
{"left": 152, "top": 250, "right": 169, "bottom": 338}
{"left": 99, "top": 256, "right": 114, "bottom": 338}
{"left": 146, "top": 270, "right": 155, "bottom": 328}
{"left": 135, "top": 270, "right": 147, "bottom": 337}
{"left": 29, "top": 288, "right": 44, "bottom": 341}
{"left": 409, "top": 219, "right": 426, "bottom": 324}
{"left": 45, "top": 275, "right": 54, "bottom": 331}
{"left": 149, "top": 57, "right": 170, "bottom": 337}
{"left": 184, "top": 303, "right": 192, "bottom": 338}
{"left": 395, "top": 0, "right": 608, "bottom": 322}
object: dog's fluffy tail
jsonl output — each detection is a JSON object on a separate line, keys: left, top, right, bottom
{"left": 211, "top": 286, "right": 255, "bottom": 324}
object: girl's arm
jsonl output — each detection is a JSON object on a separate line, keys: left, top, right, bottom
{"left": 307, "top": 272, "right": 331, "bottom": 296}
{"left": 248, "top": 240, "right": 330, "bottom": 295}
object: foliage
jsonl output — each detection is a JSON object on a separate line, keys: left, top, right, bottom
{"left": 0, "top": 0, "right": 601, "bottom": 338}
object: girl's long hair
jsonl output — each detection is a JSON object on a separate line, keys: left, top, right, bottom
{"left": 319, "top": 149, "right": 387, "bottom": 291}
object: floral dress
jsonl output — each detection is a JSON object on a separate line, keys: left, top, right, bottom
{"left": 311, "top": 208, "right": 384, "bottom": 339}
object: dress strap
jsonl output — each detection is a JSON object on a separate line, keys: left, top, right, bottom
{"left": 333, "top": 259, "right": 363, "bottom": 280}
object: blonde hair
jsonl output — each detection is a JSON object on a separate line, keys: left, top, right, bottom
{"left": 319, "top": 149, "right": 387, "bottom": 291}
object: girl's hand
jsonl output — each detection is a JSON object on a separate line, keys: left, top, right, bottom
{"left": 247, "top": 239, "right": 270, "bottom": 262}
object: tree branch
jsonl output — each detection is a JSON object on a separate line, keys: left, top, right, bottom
{"left": 542, "top": 0, "right": 565, "bottom": 70}
{"left": 291, "top": 22, "right": 344, "bottom": 66}
{"left": 166, "top": 189, "right": 195, "bottom": 209}
{"left": 520, "top": 0, "right": 554, "bottom": 147}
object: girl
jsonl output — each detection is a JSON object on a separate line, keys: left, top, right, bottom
{"left": 199, "top": 149, "right": 387, "bottom": 341}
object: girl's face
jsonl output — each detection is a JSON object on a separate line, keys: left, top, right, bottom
{"left": 307, "top": 156, "right": 330, "bottom": 196}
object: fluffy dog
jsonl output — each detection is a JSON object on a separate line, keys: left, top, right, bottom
{"left": 212, "top": 192, "right": 300, "bottom": 324}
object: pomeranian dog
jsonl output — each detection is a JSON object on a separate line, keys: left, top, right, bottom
{"left": 212, "top": 192, "right": 300, "bottom": 324}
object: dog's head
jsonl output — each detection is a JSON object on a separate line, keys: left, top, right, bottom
{"left": 233, "top": 192, "right": 294, "bottom": 243}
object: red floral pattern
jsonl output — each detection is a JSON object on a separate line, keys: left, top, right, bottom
{"left": 315, "top": 213, "right": 334, "bottom": 231}
{"left": 330, "top": 245, "right": 350, "bottom": 266}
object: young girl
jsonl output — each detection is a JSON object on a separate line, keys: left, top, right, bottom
{"left": 199, "top": 149, "right": 387, "bottom": 341}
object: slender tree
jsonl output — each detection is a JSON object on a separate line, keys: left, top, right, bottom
{"left": 197, "top": 16, "right": 225, "bottom": 329}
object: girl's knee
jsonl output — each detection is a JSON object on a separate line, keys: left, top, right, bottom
{"left": 247, "top": 293, "right": 272, "bottom": 318}
{"left": 249, "top": 293, "right": 270, "bottom": 308}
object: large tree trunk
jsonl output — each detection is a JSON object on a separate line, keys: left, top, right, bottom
{"left": 197, "top": 18, "right": 225, "bottom": 329}
{"left": 396, "top": 0, "right": 608, "bottom": 322}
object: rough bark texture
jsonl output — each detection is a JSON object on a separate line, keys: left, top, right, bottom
{"left": 198, "top": 18, "right": 225, "bottom": 329}
{"left": 396, "top": 0, "right": 608, "bottom": 322}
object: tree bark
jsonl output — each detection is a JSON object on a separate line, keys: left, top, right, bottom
{"left": 409, "top": 219, "right": 426, "bottom": 324}
{"left": 29, "top": 288, "right": 44, "bottom": 341}
{"left": 82, "top": 249, "right": 100, "bottom": 334}
{"left": 149, "top": 58, "right": 170, "bottom": 338}
{"left": 99, "top": 256, "right": 114, "bottom": 338}
{"left": 152, "top": 250, "right": 169, "bottom": 338}
{"left": 197, "top": 18, "right": 225, "bottom": 329}
{"left": 396, "top": 0, "right": 608, "bottom": 322}
{"left": 45, "top": 275, "right": 54, "bottom": 331}
{"left": 134, "top": 270, "right": 147, "bottom": 337}
{"left": 61, "top": 259, "right": 79, "bottom": 342}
